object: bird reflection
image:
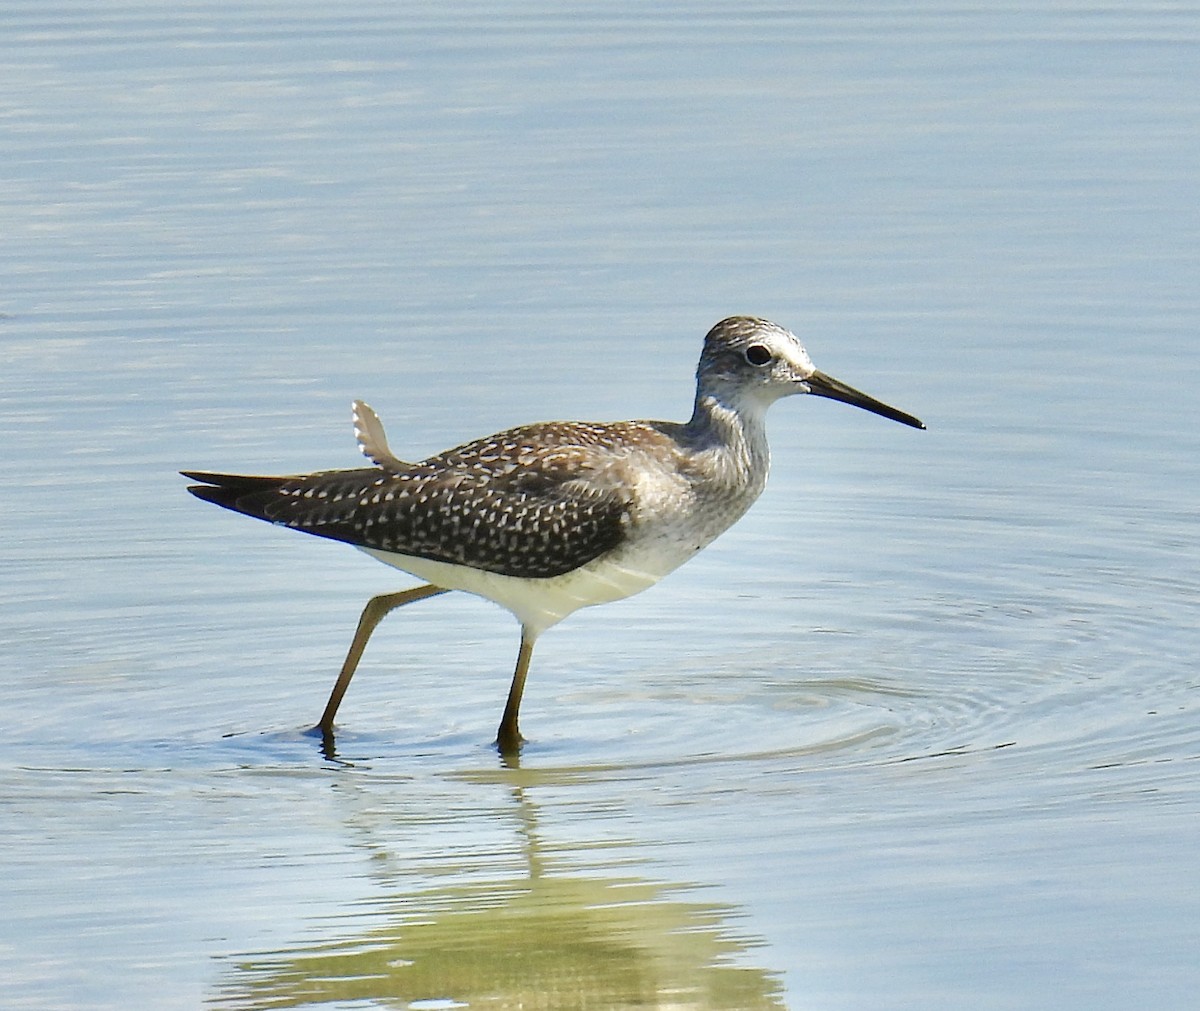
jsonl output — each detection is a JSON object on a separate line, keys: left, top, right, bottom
{"left": 210, "top": 760, "right": 784, "bottom": 1008}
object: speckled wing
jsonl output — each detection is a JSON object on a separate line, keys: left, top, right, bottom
{"left": 182, "top": 422, "right": 636, "bottom": 579}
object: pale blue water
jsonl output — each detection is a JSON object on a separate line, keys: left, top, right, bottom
{"left": 3, "top": 3, "right": 1198, "bottom": 1009}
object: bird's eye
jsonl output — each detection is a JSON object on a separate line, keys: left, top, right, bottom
{"left": 744, "top": 344, "right": 772, "bottom": 366}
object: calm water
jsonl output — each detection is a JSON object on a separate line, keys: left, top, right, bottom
{"left": 3, "top": 3, "right": 1198, "bottom": 1008}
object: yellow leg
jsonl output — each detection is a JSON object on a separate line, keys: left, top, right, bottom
{"left": 497, "top": 630, "right": 536, "bottom": 755}
{"left": 317, "top": 584, "right": 448, "bottom": 733}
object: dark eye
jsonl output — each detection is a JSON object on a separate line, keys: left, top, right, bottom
{"left": 744, "top": 344, "right": 772, "bottom": 366}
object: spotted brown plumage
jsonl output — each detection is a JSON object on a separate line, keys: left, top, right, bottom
{"left": 183, "top": 420, "right": 665, "bottom": 579}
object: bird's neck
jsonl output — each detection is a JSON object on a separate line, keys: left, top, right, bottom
{"left": 684, "top": 389, "right": 772, "bottom": 496}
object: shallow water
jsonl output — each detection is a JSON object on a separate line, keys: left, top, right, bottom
{"left": 3, "top": 3, "right": 1199, "bottom": 1009}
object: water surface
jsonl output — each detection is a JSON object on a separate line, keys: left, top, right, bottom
{"left": 2, "top": 3, "right": 1198, "bottom": 1009}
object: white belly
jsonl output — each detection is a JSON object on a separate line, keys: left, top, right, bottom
{"left": 359, "top": 541, "right": 684, "bottom": 638}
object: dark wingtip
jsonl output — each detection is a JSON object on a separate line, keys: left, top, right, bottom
{"left": 180, "top": 470, "right": 290, "bottom": 510}
{"left": 185, "top": 482, "right": 223, "bottom": 501}
{"left": 180, "top": 470, "right": 288, "bottom": 487}
{"left": 180, "top": 470, "right": 218, "bottom": 485}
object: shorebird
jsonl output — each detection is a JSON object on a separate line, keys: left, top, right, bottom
{"left": 183, "top": 316, "right": 924, "bottom": 753}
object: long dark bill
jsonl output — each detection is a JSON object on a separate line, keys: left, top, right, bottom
{"left": 806, "top": 370, "right": 926, "bottom": 430}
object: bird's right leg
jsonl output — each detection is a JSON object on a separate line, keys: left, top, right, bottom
{"left": 317, "top": 584, "right": 449, "bottom": 734}
{"left": 496, "top": 630, "right": 536, "bottom": 756}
